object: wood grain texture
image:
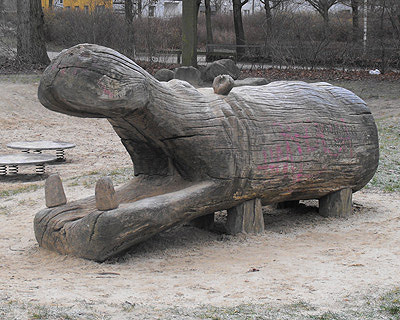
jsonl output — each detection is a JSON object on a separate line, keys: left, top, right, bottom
{"left": 35, "top": 44, "right": 379, "bottom": 261}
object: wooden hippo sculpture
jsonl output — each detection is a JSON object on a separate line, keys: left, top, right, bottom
{"left": 35, "top": 44, "right": 379, "bottom": 261}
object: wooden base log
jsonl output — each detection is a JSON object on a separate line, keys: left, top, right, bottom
{"left": 226, "top": 198, "right": 264, "bottom": 235}
{"left": 319, "top": 188, "right": 352, "bottom": 217}
{"left": 34, "top": 44, "right": 379, "bottom": 261}
{"left": 190, "top": 213, "right": 215, "bottom": 230}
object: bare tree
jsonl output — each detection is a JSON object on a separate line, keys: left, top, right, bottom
{"left": 350, "top": 0, "right": 360, "bottom": 42}
{"left": 339, "top": 0, "right": 361, "bottom": 42}
{"left": 259, "top": 0, "right": 287, "bottom": 36}
{"left": 210, "top": 0, "right": 225, "bottom": 13}
{"left": 304, "top": 0, "right": 338, "bottom": 36}
{"left": 182, "top": 0, "right": 201, "bottom": 66}
{"left": 386, "top": 0, "right": 400, "bottom": 39}
{"left": 124, "top": 0, "right": 136, "bottom": 57}
{"left": 232, "top": 0, "right": 248, "bottom": 58}
{"left": 205, "top": 0, "right": 214, "bottom": 52}
{"left": 17, "top": 0, "right": 50, "bottom": 64}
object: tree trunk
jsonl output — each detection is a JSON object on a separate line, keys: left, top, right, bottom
{"left": 351, "top": 0, "right": 359, "bottom": 42}
{"left": 387, "top": 1, "right": 400, "bottom": 40}
{"left": 232, "top": 0, "right": 247, "bottom": 59}
{"left": 322, "top": 6, "right": 330, "bottom": 38}
{"left": 35, "top": 44, "right": 379, "bottom": 261}
{"left": 17, "top": 0, "right": 50, "bottom": 65}
{"left": 182, "top": 0, "right": 199, "bottom": 67}
{"left": 125, "top": 0, "right": 133, "bottom": 22}
{"left": 205, "top": 0, "right": 214, "bottom": 54}
{"left": 263, "top": 0, "right": 273, "bottom": 37}
{"left": 137, "top": 0, "right": 142, "bottom": 17}
{"left": 124, "top": 0, "right": 136, "bottom": 57}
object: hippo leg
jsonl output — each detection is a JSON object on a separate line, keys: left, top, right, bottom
{"left": 226, "top": 198, "right": 264, "bottom": 235}
{"left": 319, "top": 188, "right": 353, "bottom": 217}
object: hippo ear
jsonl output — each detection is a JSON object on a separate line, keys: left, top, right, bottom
{"left": 38, "top": 44, "right": 152, "bottom": 119}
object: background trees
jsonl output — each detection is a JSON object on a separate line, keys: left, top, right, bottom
{"left": 16, "top": 0, "right": 49, "bottom": 65}
{"left": 0, "top": 0, "right": 399, "bottom": 70}
{"left": 304, "top": 0, "right": 338, "bottom": 35}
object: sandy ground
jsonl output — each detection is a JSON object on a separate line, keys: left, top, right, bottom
{"left": 0, "top": 77, "right": 399, "bottom": 318}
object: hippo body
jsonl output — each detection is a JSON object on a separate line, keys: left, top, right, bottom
{"left": 35, "top": 44, "right": 379, "bottom": 261}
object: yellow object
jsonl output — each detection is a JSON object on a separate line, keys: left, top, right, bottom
{"left": 42, "top": 0, "right": 113, "bottom": 11}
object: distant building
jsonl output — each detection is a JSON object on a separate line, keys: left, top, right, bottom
{"left": 41, "top": 0, "right": 113, "bottom": 12}
{"left": 112, "top": 0, "right": 182, "bottom": 18}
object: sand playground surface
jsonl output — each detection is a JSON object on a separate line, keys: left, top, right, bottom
{"left": 0, "top": 77, "right": 399, "bottom": 318}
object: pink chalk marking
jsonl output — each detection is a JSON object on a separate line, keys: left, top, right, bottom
{"left": 268, "top": 164, "right": 277, "bottom": 170}
{"left": 257, "top": 150, "right": 269, "bottom": 171}
{"left": 286, "top": 141, "right": 292, "bottom": 161}
{"left": 257, "top": 164, "right": 268, "bottom": 170}
{"left": 269, "top": 147, "right": 275, "bottom": 163}
{"left": 295, "top": 173, "right": 303, "bottom": 182}
{"left": 283, "top": 163, "right": 288, "bottom": 174}
{"left": 296, "top": 143, "right": 303, "bottom": 156}
{"left": 276, "top": 145, "right": 283, "bottom": 162}
{"left": 103, "top": 88, "right": 114, "bottom": 99}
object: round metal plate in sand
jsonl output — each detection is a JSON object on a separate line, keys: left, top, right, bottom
{"left": 7, "top": 141, "right": 76, "bottom": 151}
{"left": 0, "top": 154, "right": 57, "bottom": 166}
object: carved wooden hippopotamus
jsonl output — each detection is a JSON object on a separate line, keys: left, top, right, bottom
{"left": 35, "top": 44, "right": 379, "bottom": 261}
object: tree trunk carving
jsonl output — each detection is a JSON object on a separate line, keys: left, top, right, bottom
{"left": 35, "top": 44, "right": 379, "bottom": 261}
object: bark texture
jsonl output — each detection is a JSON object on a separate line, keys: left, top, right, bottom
{"left": 35, "top": 44, "right": 379, "bottom": 261}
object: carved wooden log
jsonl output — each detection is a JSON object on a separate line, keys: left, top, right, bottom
{"left": 35, "top": 44, "right": 379, "bottom": 261}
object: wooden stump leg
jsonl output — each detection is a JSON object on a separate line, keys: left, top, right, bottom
{"left": 319, "top": 188, "right": 352, "bottom": 217}
{"left": 190, "top": 213, "right": 215, "bottom": 230}
{"left": 226, "top": 198, "right": 264, "bottom": 235}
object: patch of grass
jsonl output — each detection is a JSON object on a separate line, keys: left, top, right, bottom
{"left": 0, "top": 184, "right": 41, "bottom": 198}
{"left": 66, "top": 167, "right": 134, "bottom": 189}
{"left": 2, "top": 288, "right": 400, "bottom": 320}
{"left": 0, "top": 298, "right": 108, "bottom": 320}
{"left": 380, "top": 288, "right": 400, "bottom": 317}
{"left": 0, "top": 74, "right": 41, "bottom": 84}
{"left": 366, "top": 117, "right": 400, "bottom": 192}
{"left": 309, "top": 312, "right": 344, "bottom": 320}
{"left": 333, "top": 80, "right": 400, "bottom": 101}
{"left": 0, "top": 205, "right": 9, "bottom": 215}
{"left": 107, "top": 167, "right": 134, "bottom": 184}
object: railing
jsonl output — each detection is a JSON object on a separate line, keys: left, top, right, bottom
{"left": 134, "top": 42, "right": 400, "bottom": 70}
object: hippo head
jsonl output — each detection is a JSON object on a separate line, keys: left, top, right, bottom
{"left": 38, "top": 44, "right": 151, "bottom": 119}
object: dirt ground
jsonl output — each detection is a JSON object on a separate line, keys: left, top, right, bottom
{"left": 0, "top": 75, "right": 399, "bottom": 319}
